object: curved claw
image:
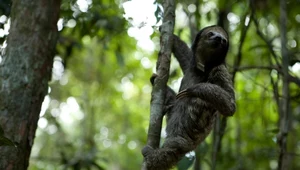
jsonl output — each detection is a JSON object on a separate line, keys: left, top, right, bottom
{"left": 142, "top": 145, "right": 154, "bottom": 157}
{"left": 176, "top": 89, "right": 189, "bottom": 99}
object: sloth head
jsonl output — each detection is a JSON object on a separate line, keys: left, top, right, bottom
{"left": 191, "top": 25, "right": 229, "bottom": 72}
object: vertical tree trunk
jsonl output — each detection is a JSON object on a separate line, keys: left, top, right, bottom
{"left": 211, "top": 3, "right": 230, "bottom": 168}
{"left": 142, "top": 0, "right": 175, "bottom": 169}
{"left": 0, "top": 0, "right": 61, "bottom": 169}
{"left": 278, "top": 0, "right": 290, "bottom": 169}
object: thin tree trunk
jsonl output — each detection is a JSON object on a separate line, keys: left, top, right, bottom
{"left": 211, "top": 3, "right": 230, "bottom": 168}
{"left": 0, "top": 0, "right": 61, "bottom": 169}
{"left": 278, "top": 0, "right": 290, "bottom": 169}
{"left": 194, "top": 145, "right": 202, "bottom": 170}
{"left": 141, "top": 0, "right": 175, "bottom": 169}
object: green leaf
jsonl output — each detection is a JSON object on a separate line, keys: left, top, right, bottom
{"left": 154, "top": 3, "right": 163, "bottom": 24}
{"left": 177, "top": 155, "right": 195, "bottom": 170}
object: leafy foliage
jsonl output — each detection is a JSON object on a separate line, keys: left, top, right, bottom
{"left": 0, "top": 0, "right": 298, "bottom": 169}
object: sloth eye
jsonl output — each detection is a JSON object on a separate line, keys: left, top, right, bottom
{"left": 207, "top": 32, "right": 214, "bottom": 37}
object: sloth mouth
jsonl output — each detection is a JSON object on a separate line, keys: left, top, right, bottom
{"left": 207, "top": 39, "right": 225, "bottom": 48}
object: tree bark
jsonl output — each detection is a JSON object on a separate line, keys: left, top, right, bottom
{"left": 142, "top": 0, "right": 175, "bottom": 169}
{"left": 0, "top": 0, "right": 61, "bottom": 169}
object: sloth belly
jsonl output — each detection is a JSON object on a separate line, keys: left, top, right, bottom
{"left": 166, "top": 97, "right": 217, "bottom": 142}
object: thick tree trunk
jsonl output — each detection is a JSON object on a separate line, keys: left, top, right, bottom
{"left": 0, "top": 0, "right": 61, "bottom": 169}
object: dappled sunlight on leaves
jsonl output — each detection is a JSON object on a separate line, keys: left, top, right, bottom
{"left": 25, "top": 0, "right": 300, "bottom": 169}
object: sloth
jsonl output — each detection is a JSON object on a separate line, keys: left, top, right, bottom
{"left": 142, "top": 25, "right": 236, "bottom": 170}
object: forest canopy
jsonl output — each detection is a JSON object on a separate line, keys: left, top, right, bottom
{"left": 0, "top": 0, "right": 299, "bottom": 169}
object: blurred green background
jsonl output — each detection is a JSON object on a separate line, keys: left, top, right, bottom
{"left": 1, "top": 0, "right": 299, "bottom": 169}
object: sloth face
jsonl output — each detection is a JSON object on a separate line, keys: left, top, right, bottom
{"left": 192, "top": 26, "right": 229, "bottom": 71}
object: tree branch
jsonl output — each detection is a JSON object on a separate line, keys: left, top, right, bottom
{"left": 142, "top": 0, "right": 175, "bottom": 169}
{"left": 278, "top": 0, "right": 290, "bottom": 169}
{"left": 235, "top": 65, "right": 300, "bottom": 87}
{"left": 250, "top": 1, "right": 281, "bottom": 66}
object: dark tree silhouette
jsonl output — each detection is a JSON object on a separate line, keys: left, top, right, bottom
{"left": 0, "top": 0, "right": 61, "bottom": 169}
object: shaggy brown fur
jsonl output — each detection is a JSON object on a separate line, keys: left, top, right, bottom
{"left": 142, "top": 26, "right": 236, "bottom": 170}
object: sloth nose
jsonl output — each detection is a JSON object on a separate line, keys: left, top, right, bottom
{"left": 209, "top": 32, "right": 227, "bottom": 45}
